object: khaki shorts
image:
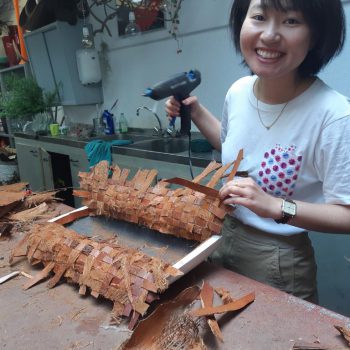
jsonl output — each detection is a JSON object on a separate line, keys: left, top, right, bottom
{"left": 210, "top": 216, "right": 317, "bottom": 300}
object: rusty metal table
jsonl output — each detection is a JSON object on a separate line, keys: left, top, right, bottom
{"left": 1, "top": 219, "right": 349, "bottom": 349}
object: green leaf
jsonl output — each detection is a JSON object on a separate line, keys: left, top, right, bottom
{"left": 0, "top": 75, "right": 59, "bottom": 119}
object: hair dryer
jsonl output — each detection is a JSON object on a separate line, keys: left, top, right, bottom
{"left": 143, "top": 69, "right": 201, "bottom": 136}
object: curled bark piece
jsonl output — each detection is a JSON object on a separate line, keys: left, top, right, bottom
{"left": 200, "top": 281, "right": 223, "bottom": 342}
{"left": 120, "top": 282, "right": 255, "bottom": 348}
{"left": 164, "top": 178, "right": 219, "bottom": 198}
{"left": 9, "top": 203, "right": 49, "bottom": 222}
{"left": 226, "top": 149, "right": 244, "bottom": 182}
{"left": 24, "top": 191, "right": 60, "bottom": 208}
{"left": 334, "top": 325, "right": 350, "bottom": 346}
{"left": 119, "top": 286, "right": 203, "bottom": 350}
{"left": 23, "top": 262, "right": 55, "bottom": 290}
{"left": 190, "top": 292, "right": 255, "bottom": 317}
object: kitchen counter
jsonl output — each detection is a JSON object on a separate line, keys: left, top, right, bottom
{"left": 14, "top": 130, "right": 216, "bottom": 168}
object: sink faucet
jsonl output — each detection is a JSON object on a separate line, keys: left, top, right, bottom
{"left": 136, "top": 106, "right": 163, "bottom": 135}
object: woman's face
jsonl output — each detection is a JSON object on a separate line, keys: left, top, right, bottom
{"left": 239, "top": 0, "right": 313, "bottom": 81}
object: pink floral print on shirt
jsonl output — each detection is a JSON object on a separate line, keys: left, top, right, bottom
{"left": 256, "top": 145, "right": 302, "bottom": 197}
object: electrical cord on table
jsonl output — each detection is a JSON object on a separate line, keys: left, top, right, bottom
{"left": 187, "top": 132, "right": 194, "bottom": 179}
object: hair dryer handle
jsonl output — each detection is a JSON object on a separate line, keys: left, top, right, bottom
{"left": 180, "top": 103, "right": 192, "bottom": 136}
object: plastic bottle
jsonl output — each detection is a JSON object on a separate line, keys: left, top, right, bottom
{"left": 102, "top": 110, "right": 115, "bottom": 135}
{"left": 125, "top": 11, "right": 141, "bottom": 36}
{"left": 119, "top": 113, "right": 128, "bottom": 133}
{"left": 114, "top": 114, "right": 120, "bottom": 133}
{"left": 76, "top": 26, "right": 102, "bottom": 85}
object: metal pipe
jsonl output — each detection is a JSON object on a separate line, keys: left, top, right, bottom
{"left": 136, "top": 106, "right": 162, "bottom": 131}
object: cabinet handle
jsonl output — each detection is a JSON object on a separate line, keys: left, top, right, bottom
{"left": 70, "top": 159, "right": 79, "bottom": 163}
{"left": 42, "top": 157, "right": 49, "bottom": 162}
{"left": 30, "top": 150, "right": 38, "bottom": 155}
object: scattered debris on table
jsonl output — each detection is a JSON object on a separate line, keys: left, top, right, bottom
{"left": 0, "top": 182, "right": 60, "bottom": 237}
{"left": 292, "top": 325, "right": 350, "bottom": 349}
{"left": 292, "top": 342, "right": 348, "bottom": 349}
{"left": 0, "top": 146, "right": 16, "bottom": 162}
{"left": 119, "top": 282, "right": 255, "bottom": 349}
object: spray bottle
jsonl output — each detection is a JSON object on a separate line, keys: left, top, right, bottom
{"left": 102, "top": 109, "right": 115, "bottom": 135}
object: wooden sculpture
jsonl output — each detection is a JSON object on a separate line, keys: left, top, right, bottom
{"left": 10, "top": 150, "right": 244, "bottom": 330}
{"left": 74, "top": 150, "right": 243, "bottom": 242}
{"left": 10, "top": 221, "right": 182, "bottom": 329}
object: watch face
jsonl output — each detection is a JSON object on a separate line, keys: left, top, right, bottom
{"left": 283, "top": 200, "right": 296, "bottom": 216}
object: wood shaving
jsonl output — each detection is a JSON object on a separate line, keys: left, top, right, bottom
{"left": 334, "top": 325, "right": 350, "bottom": 347}
{"left": 24, "top": 191, "right": 60, "bottom": 208}
{"left": 9, "top": 203, "right": 50, "bottom": 222}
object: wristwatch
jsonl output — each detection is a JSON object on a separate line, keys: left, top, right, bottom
{"left": 275, "top": 198, "right": 297, "bottom": 224}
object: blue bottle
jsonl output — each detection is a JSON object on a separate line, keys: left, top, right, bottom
{"left": 102, "top": 110, "right": 115, "bottom": 135}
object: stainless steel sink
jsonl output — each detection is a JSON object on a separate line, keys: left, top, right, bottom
{"left": 122, "top": 138, "right": 189, "bottom": 154}
{"left": 86, "top": 133, "right": 153, "bottom": 142}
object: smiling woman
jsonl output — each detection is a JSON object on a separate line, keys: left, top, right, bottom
{"left": 165, "top": 0, "right": 350, "bottom": 302}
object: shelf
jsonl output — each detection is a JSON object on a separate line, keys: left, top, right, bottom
{"left": 0, "top": 64, "right": 26, "bottom": 74}
{"left": 0, "top": 62, "right": 31, "bottom": 94}
{"left": 0, "top": 132, "right": 13, "bottom": 138}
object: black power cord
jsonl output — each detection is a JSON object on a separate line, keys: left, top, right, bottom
{"left": 187, "top": 132, "right": 194, "bottom": 179}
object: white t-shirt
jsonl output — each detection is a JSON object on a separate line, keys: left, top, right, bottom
{"left": 221, "top": 76, "right": 350, "bottom": 235}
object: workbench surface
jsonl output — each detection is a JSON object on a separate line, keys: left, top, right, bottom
{"left": 1, "top": 224, "right": 349, "bottom": 350}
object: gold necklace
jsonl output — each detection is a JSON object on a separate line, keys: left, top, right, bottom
{"left": 255, "top": 80, "right": 289, "bottom": 130}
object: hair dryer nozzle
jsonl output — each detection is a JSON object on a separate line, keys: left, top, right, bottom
{"left": 143, "top": 88, "right": 153, "bottom": 97}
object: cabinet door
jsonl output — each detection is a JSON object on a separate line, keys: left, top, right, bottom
{"left": 41, "top": 148, "right": 55, "bottom": 190}
{"left": 69, "top": 150, "right": 89, "bottom": 208}
{"left": 24, "top": 21, "right": 103, "bottom": 106}
{"left": 23, "top": 32, "right": 57, "bottom": 94}
{"left": 16, "top": 143, "right": 46, "bottom": 191}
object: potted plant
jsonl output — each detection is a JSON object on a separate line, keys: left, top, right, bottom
{"left": 0, "top": 75, "right": 59, "bottom": 134}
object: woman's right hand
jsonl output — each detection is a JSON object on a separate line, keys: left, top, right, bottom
{"left": 166, "top": 95, "right": 222, "bottom": 151}
{"left": 165, "top": 96, "right": 181, "bottom": 118}
{"left": 165, "top": 96, "right": 201, "bottom": 119}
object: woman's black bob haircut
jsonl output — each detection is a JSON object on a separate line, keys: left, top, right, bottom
{"left": 229, "top": 0, "right": 346, "bottom": 77}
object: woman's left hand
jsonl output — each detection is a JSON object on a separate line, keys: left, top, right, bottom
{"left": 219, "top": 177, "right": 281, "bottom": 219}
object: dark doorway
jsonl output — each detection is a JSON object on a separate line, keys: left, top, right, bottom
{"left": 50, "top": 152, "right": 74, "bottom": 207}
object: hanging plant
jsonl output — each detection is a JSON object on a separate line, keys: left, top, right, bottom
{"left": 164, "top": 0, "right": 183, "bottom": 53}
